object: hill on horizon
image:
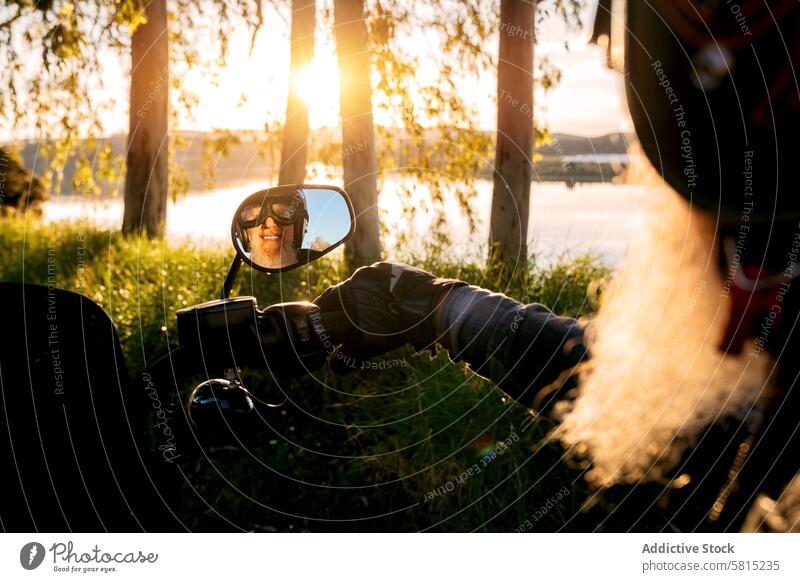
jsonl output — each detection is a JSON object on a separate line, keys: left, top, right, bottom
{"left": 11, "top": 129, "right": 634, "bottom": 197}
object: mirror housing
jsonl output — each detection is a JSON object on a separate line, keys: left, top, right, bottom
{"left": 231, "top": 184, "right": 355, "bottom": 273}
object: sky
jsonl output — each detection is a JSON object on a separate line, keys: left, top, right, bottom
{"left": 172, "top": 0, "right": 630, "bottom": 137}
{"left": 11, "top": 0, "right": 630, "bottom": 140}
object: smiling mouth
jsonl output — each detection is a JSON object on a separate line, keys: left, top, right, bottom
{"left": 260, "top": 234, "right": 281, "bottom": 241}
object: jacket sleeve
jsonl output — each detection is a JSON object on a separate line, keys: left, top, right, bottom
{"left": 437, "top": 285, "right": 588, "bottom": 408}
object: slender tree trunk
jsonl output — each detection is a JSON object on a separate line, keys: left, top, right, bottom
{"left": 279, "top": 0, "right": 316, "bottom": 185}
{"left": 489, "top": 0, "right": 535, "bottom": 265}
{"left": 123, "top": 0, "right": 169, "bottom": 237}
{"left": 333, "top": 0, "right": 381, "bottom": 269}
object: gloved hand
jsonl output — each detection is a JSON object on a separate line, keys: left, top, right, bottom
{"left": 313, "top": 261, "right": 468, "bottom": 372}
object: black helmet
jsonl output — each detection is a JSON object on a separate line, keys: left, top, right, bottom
{"left": 593, "top": 0, "right": 800, "bottom": 222}
{"left": 236, "top": 187, "right": 309, "bottom": 250}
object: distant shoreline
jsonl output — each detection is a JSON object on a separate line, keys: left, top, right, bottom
{"left": 17, "top": 130, "right": 633, "bottom": 197}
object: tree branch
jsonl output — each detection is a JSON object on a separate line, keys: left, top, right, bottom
{"left": 250, "top": 0, "right": 291, "bottom": 56}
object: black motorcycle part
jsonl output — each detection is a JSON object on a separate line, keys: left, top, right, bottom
{"left": 176, "top": 298, "right": 328, "bottom": 377}
{"left": 0, "top": 283, "right": 181, "bottom": 532}
{"left": 188, "top": 378, "right": 257, "bottom": 443}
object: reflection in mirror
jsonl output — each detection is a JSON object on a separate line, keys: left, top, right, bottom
{"left": 232, "top": 186, "right": 353, "bottom": 272}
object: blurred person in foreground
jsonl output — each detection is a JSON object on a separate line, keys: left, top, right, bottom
{"left": 314, "top": 0, "right": 800, "bottom": 532}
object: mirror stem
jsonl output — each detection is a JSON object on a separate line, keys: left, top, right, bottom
{"left": 220, "top": 255, "right": 243, "bottom": 299}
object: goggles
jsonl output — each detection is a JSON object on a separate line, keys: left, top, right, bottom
{"left": 237, "top": 194, "right": 308, "bottom": 229}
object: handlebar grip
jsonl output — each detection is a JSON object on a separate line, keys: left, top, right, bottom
{"left": 177, "top": 298, "right": 330, "bottom": 375}
{"left": 258, "top": 302, "right": 330, "bottom": 373}
{"left": 317, "top": 310, "right": 349, "bottom": 346}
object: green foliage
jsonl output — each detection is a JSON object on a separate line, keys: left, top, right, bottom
{"left": 0, "top": 1, "right": 263, "bottom": 202}
{"left": 198, "top": 129, "right": 244, "bottom": 190}
{"left": 367, "top": 0, "right": 496, "bottom": 248}
{"left": 354, "top": 0, "right": 586, "bottom": 252}
{"left": 528, "top": 253, "right": 609, "bottom": 318}
{"left": 540, "top": 0, "right": 584, "bottom": 29}
{"left": 0, "top": 217, "right": 606, "bottom": 531}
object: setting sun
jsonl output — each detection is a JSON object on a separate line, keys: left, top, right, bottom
{"left": 292, "top": 57, "right": 341, "bottom": 128}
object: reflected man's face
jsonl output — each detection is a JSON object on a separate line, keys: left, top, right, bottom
{"left": 246, "top": 216, "right": 296, "bottom": 268}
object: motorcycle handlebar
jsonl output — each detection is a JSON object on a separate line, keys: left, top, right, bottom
{"left": 176, "top": 297, "right": 332, "bottom": 377}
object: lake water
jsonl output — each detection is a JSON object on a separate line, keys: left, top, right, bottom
{"left": 563, "top": 153, "right": 630, "bottom": 164}
{"left": 43, "top": 178, "right": 650, "bottom": 267}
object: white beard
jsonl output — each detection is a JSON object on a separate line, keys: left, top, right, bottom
{"left": 556, "top": 185, "right": 771, "bottom": 487}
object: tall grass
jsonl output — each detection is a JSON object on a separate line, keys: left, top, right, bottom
{"left": 1, "top": 217, "right": 610, "bottom": 531}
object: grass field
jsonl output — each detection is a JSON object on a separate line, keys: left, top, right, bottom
{"left": 1, "top": 217, "right": 611, "bottom": 531}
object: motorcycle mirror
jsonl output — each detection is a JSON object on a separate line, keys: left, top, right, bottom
{"left": 231, "top": 184, "right": 355, "bottom": 273}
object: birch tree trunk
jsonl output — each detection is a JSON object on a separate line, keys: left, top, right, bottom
{"left": 334, "top": 0, "right": 381, "bottom": 269}
{"left": 122, "top": 0, "right": 169, "bottom": 237}
{"left": 279, "top": 0, "right": 316, "bottom": 185}
{"left": 489, "top": 0, "right": 535, "bottom": 266}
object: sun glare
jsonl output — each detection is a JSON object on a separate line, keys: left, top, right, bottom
{"left": 293, "top": 60, "right": 341, "bottom": 128}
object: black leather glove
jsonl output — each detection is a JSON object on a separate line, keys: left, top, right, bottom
{"left": 313, "top": 261, "right": 468, "bottom": 371}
